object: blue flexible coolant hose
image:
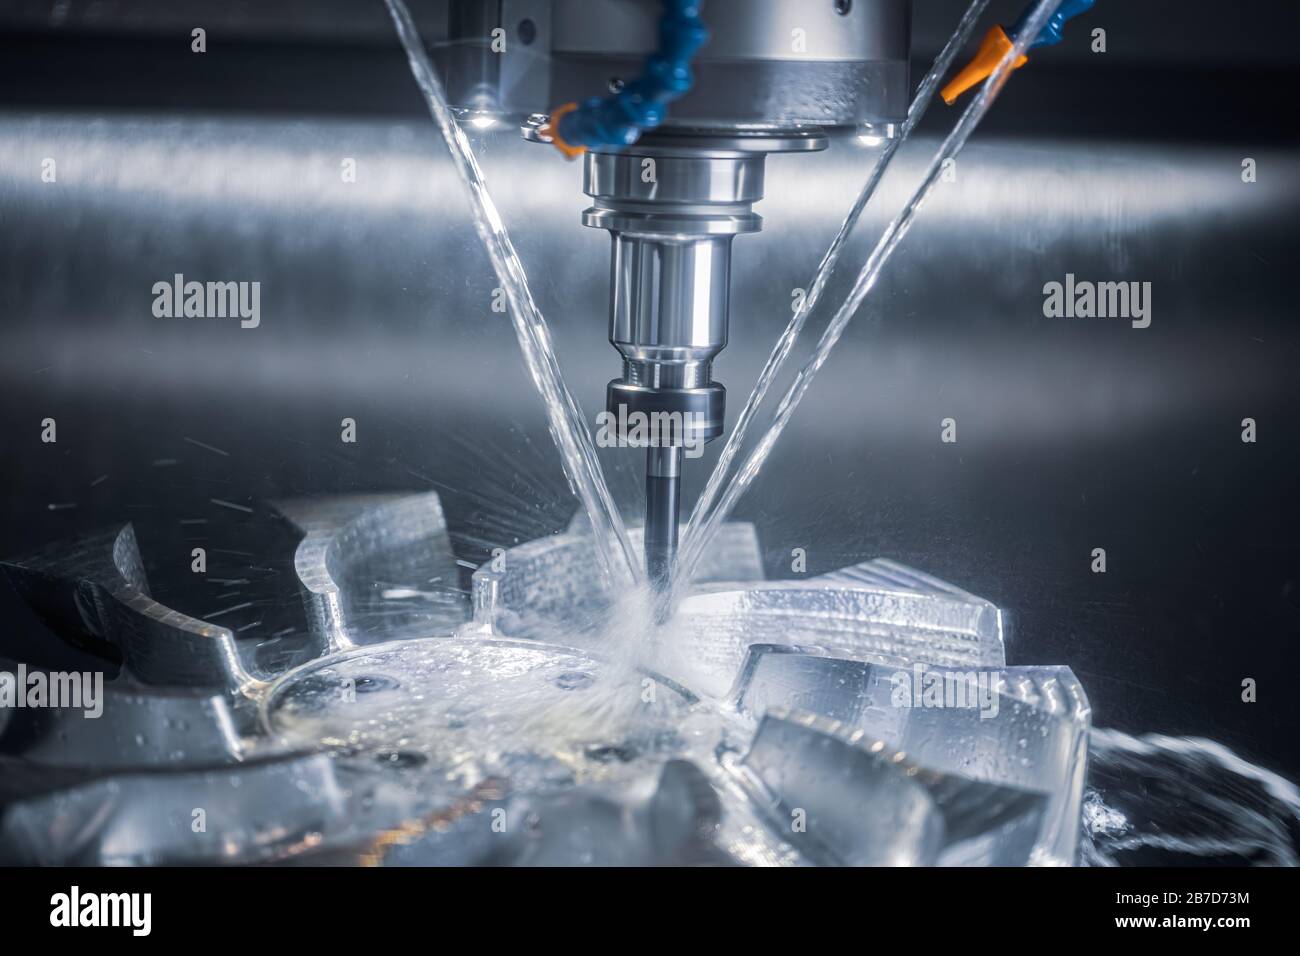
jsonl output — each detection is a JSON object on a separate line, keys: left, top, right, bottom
{"left": 1009, "top": 0, "right": 1095, "bottom": 49}
{"left": 555, "top": 0, "right": 708, "bottom": 151}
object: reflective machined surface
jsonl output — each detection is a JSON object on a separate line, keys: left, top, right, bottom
{"left": 471, "top": 515, "right": 1088, "bottom": 865}
{"left": 736, "top": 708, "right": 1046, "bottom": 866}
{"left": 0, "top": 5, "right": 1297, "bottom": 863}
{"left": 1, "top": 485, "right": 1296, "bottom": 867}
{"left": 261, "top": 636, "right": 693, "bottom": 785}
{"left": 452, "top": 0, "right": 912, "bottom": 126}
{"left": 733, "top": 651, "right": 1088, "bottom": 863}
{"left": 2, "top": 492, "right": 1091, "bottom": 865}
{"left": 584, "top": 135, "right": 827, "bottom": 579}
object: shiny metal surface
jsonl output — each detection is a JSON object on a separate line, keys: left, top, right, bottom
{"left": 443, "top": 0, "right": 912, "bottom": 127}
{"left": 731, "top": 650, "right": 1090, "bottom": 863}
{"left": 644, "top": 447, "right": 682, "bottom": 586}
{"left": 551, "top": 0, "right": 908, "bottom": 61}
{"left": 10, "top": 685, "right": 247, "bottom": 770}
{"left": 0, "top": 81, "right": 1296, "bottom": 866}
{"left": 272, "top": 492, "right": 464, "bottom": 650}
{"left": 1, "top": 525, "right": 264, "bottom": 695}
{"left": 668, "top": 561, "right": 1007, "bottom": 700}
{"left": 607, "top": 234, "right": 733, "bottom": 367}
{"left": 471, "top": 530, "right": 1010, "bottom": 683}
{"left": 735, "top": 708, "right": 1046, "bottom": 866}
{"left": 2, "top": 753, "right": 350, "bottom": 864}
{"left": 582, "top": 137, "right": 809, "bottom": 379}
{"left": 498, "top": 2, "right": 909, "bottom": 578}
{"left": 1, "top": 490, "right": 1084, "bottom": 865}
{"left": 582, "top": 132, "right": 832, "bottom": 576}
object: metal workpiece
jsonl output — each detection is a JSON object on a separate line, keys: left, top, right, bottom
{"left": 271, "top": 491, "right": 465, "bottom": 650}
{"left": 735, "top": 708, "right": 1048, "bottom": 866}
{"left": 729, "top": 650, "right": 1091, "bottom": 864}
{"left": 469, "top": 518, "right": 1089, "bottom": 864}
{"left": 0, "top": 494, "right": 1090, "bottom": 865}
{"left": 469, "top": 514, "right": 766, "bottom": 643}
{"left": 2, "top": 0, "right": 1293, "bottom": 874}
{"left": 0, "top": 493, "right": 463, "bottom": 701}
{"left": 0, "top": 525, "right": 263, "bottom": 697}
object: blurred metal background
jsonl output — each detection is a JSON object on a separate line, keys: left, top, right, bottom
{"left": 1, "top": 0, "right": 1298, "bottom": 780}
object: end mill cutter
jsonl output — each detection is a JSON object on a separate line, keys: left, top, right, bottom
{"left": 580, "top": 130, "right": 826, "bottom": 586}
{"left": 445, "top": 0, "right": 913, "bottom": 588}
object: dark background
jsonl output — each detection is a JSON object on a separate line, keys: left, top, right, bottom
{"left": 1, "top": 0, "right": 1297, "bottom": 782}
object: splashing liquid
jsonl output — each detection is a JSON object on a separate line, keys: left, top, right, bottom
{"left": 1084, "top": 729, "right": 1300, "bottom": 866}
{"left": 676, "top": 0, "right": 990, "bottom": 590}
{"left": 383, "top": 0, "right": 640, "bottom": 588}
{"left": 675, "top": 0, "right": 1066, "bottom": 597}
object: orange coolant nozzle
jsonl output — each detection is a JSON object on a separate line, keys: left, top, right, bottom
{"left": 941, "top": 25, "right": 1030, "bottom": 106}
